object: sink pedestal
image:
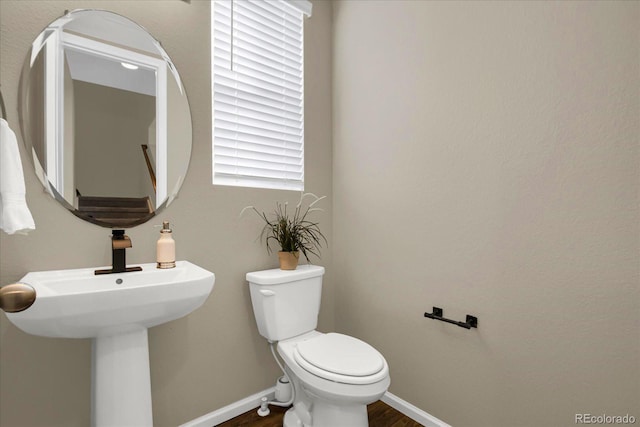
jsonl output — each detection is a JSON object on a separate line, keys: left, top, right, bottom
{"left": 92, "top": 328, "right": 153, "bottom": 427}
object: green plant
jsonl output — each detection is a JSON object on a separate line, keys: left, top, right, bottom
{"left": 241, "top": 193, "right": 327, "bottom": 262}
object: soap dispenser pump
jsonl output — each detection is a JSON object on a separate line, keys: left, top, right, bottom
{"left": 157, "top": 221, "right": 176, "bottom": 269}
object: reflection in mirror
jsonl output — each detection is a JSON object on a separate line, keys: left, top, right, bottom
{"left": 20, "top": 10, "right": 192, "bottom": 227}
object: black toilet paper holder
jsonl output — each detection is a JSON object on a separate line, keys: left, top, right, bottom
{"left": 424, "top": 307, "right": 478, "bottom": 329}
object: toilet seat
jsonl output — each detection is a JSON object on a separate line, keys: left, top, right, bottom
{"left": 293, "top": 333, "right": 388, "bottom": 385}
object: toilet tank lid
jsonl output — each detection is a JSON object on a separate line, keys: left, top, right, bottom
{"left": 246, "top": 265, "right": 325, "bottom": 285}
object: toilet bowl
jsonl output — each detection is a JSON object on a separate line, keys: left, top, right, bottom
{"left": 247, "top": 266, "right": 391, "bottom": 426}
{"left": 277, "top": 331, "right": 390, "bottom": 426}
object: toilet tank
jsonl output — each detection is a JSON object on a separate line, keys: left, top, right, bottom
{"left": 246, "top": 265, "right": 325, "bottom": 342}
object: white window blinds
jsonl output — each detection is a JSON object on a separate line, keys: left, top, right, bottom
{"left": 212, "top": 0, "right": 311, "bottom": 191}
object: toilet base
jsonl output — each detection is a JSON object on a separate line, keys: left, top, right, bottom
{"left": 283, "top": 408, "right": 302, "bottom": 427}
{"left": 283, "top": 400, "right": 368, "bottom": 427}
{"left": 312, "top": 400, "right": 368, "bottom": 427}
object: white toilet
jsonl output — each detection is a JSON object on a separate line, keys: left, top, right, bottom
{"left": 247, "top": 265, "right": 390, "bottom": 427}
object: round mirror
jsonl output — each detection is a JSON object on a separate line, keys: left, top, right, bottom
{"left": 19, "top": 9, "right": 192, "bottom": 228}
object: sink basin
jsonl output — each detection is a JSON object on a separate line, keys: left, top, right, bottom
{"left": 7, "top": 260, "right": 214, "bottom": 338}
{"left": 6, "top": 260, "right": 214, "bottom": 427}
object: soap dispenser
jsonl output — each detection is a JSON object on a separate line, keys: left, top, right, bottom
{"left": 157, "top": 221, "right": 176, "bottom": 269}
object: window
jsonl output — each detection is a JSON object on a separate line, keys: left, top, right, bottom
{"left": 212, "top": 0, "right": 312, "bottom": 191}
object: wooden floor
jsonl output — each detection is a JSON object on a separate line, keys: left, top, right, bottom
{"left": 216, "top": 400, "right": 424, "bottom": 427}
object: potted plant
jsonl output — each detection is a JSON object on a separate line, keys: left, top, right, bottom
{"left": 241, "top": 193, "right": 327, "bottom": 270}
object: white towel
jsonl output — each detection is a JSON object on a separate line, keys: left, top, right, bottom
{"left": 0, "top": 118, "right": 35, "bottom": 235}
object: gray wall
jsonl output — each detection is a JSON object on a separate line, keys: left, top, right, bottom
{"left": 0, "top": 1, "right": 333, "bottom": 426}
{"left": 332, "top": 1, "right": 639, "bottom": 426}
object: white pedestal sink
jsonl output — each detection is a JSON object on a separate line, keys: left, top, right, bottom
{"left": 6, "top": 260, "right": 215, "bottom": 427}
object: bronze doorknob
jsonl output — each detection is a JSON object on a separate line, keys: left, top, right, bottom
{"left": 0, "top": 283, "right": 36, "bottom": 313}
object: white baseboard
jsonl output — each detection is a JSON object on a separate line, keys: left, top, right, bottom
{"left": 381, "top": 391, "right": 451, "bottom": 427}
{"left": 179, "top": 387, "right": 275, "bottom": 427}
{"left": 180, "top": 388, "right": 450, "bottom": 427}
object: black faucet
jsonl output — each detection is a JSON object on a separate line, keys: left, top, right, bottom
{"left": 95, "top": 230, "right": 143, "bottom": 275}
